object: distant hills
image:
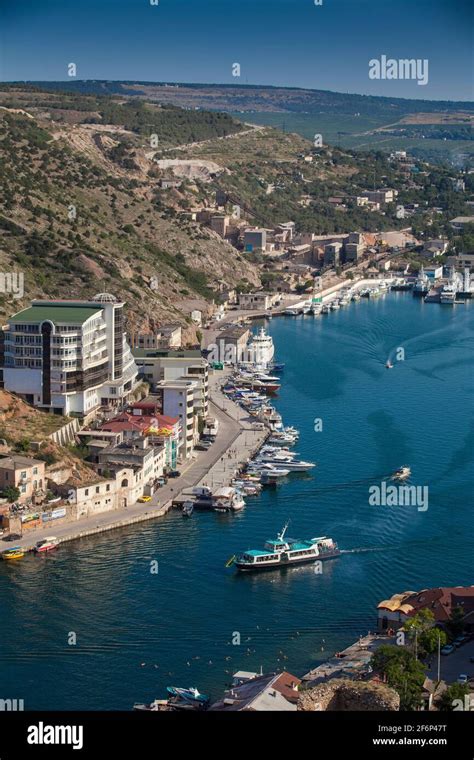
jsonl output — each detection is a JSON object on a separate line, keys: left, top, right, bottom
{"left": 15, "top": 80, "right": 474, "bottom": 115}
{"left": 10, "top": 80, "right": 473, "bottom": 166}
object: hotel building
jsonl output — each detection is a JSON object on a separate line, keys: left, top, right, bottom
{"left": 0, "top": 294, "right": 138, "bottom": 416}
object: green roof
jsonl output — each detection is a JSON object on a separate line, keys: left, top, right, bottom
{"left": 10, "top": 305, "right": 102, "bottom": 325}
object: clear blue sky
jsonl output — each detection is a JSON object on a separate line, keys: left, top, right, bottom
{"left": 1, "top": 0, "right": 472, "bottom": 101}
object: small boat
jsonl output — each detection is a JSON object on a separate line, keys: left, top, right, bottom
{"left": 35, "top": 536, "right": 59, "bottom": 553}
{"left": 2, "top": 547, "right": 25, "bottom": 561}
{"left": 182, "top": 501, "right": 194, "bottom": 517}
{"left": 391, "top": 466, "right": 411, "bottom": 481}
{"left": 386, "top": 361, "right": 393, "bottom": 369}
{"left": 133, "top": 699, "right": 167, "bottom": 712}
{"left": 166, "top": 686, "right": 209, "bottom": 705}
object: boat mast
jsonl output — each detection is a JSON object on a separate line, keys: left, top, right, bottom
{"left": 278, "top": 521, "right": 290, "bottom": 541}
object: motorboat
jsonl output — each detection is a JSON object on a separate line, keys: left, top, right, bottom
{"left": 391, "top": 466, "right": 411, "bottom": 480}
{"left": 182, "top": 501, "right": 194, "bottom": 517}
{"left": 166, "top": 687, "right": 210, "bottom": 706}
{"left": 34, "top": 536, "right": 59, "bottom": 553}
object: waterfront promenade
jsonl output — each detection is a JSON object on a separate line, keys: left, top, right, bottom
{"left": 3, "top": 370, "right": 266, "bottom": 554}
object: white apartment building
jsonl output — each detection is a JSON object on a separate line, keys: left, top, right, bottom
{"left": 133, "top": 349, "right": 209, "bottom": 419}
{"left": 0, "top": 294, "right": 138, "bottom": 416}
{"left": 159, "top": 379, "right": 199, "bottom": 460}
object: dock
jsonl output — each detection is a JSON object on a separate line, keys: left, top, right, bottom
{"left": 2, "top": 370, "right": 268, "bottom": 554}
{"left": 302, "top": 633, "right": 397, "bottom": 686}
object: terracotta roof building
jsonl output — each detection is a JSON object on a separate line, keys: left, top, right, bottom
{"left": 377, "top": 586, "right": 474, "bottom": 631}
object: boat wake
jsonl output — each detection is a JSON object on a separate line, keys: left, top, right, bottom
{"left": 339, "top": 547, "right": 387, "bottom": 555}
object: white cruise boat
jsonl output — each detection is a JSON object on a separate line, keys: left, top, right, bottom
{"left": 247, "top": 327, "right": 275, "bottom": 368}
{"left": 233, "top": 523, "right": 340, "bottom": 571}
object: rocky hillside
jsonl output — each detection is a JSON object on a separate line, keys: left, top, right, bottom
{"left": 0, "top": 86, "right": 261, "bottom": 337}
{"left": 0, "top": 86, "right": 469, "bottom": 333}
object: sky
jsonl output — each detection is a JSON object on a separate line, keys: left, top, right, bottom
{"left": 0, "top": 0, "right": 473, "bottom": 101}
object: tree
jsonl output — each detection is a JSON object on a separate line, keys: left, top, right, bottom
{"left": 447, "top": 606, "right": 465, "bottom": 638}
{"left": 1, "top": 485, "right": 21, "bottom": 503}
{"left": 371, "top": 645, "right": 426, "bottom": 711}
{"left": 419, "top": 627, "right": 447, "bottom": 655}
{"left": 438, "top": 683, "right": 469, "bottom": 712}
{"left": 403, "top": 610, "right": 447, "bottom": 657}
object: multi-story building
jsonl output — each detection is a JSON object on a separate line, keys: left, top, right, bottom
{"left": 362, "top": 189, "right": 397, "bottom": 205}
{"left": 132, "top": 349, "right": 209, "bottom": 418}
{"left": 238, "top": 293, "right": 280, "bottom": 310}
{"left": 0, "top": 455, "right": 46, "bottom": 502}
{"left": 96, "top": 436, "right": 166, "bottom": 494}
{"left": 131, "top": 324, "right": 182, "bottom": 350}
{"left": 99, "top": 406, "right": 181, "bottom": 470}
{"left": 212, "top": 326, "right": 250, "bottom": 364}
{"left": 0, "top": 294, "right": 138, "bottom": 416}
{"left": 210, "top": 215, "right": 229, "bottom": 238}
{"left": 243, "top": 228, "right": 267, "bottom": 252}
{"left": 157, "top": 379, "right": 199, "bottom": 460}
{"left": 324, "top": 242, "right": 343, "bottom": 267}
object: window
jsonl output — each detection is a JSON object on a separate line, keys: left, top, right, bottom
{"left": 96, "top": 486, "right": 100, "bottom": 494}
{"left": 85, "top": 489, "right": 89, "bottom": 496}
{"left": 33, "top": 467, "right": 38, "bottom": 475}
{"left": 106, "top": 484, "right": 110, "bottom": 492}
{"left": 20, "top": 471, "right": 27, "bottom": 479}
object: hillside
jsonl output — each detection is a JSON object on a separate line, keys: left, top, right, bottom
{"left": 0, "top": 85, "right": 472, "bottom": 333}
{"left": 16, "top": 80, "right": 474, "bottom": 166}
{"left": 0, "top": 87, "right": 261, "bottom": 334}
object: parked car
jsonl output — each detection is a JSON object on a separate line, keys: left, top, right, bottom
{"left": 195, "top": 445, "right": 209, "bottom": 452}
{"left": 453, "top": 635, "right": 468, "bottom": 648}
{"left": 441, "top": 644, "right": 455, "bottom": 655}
{"left": 168, "top": 471, "right": 181, "bottom": 478}
{"left": 137, "top": 496, "right": 152, "bottom": 503}
{"left": 457, "top": 674, "right": 468, "bottom": 685}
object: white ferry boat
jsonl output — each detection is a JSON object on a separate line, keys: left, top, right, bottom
{"left": 233, "top": 523, "right": 340, "bottom": 571}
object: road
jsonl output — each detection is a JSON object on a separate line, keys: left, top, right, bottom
{"left": 426, "top": 640, "right": 474, "bottom": 685}
{"left": 2, "top": 370, "right": 266, "bottom": 554}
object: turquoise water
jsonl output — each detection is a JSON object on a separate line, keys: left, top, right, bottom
{"left": 1, "top": 292, "right": 473, "bottom": 709}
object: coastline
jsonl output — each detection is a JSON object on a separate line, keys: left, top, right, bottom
{"left": 2, "top": 373, "right": 268, "bottom": 555}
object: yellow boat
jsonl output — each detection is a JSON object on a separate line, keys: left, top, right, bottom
{"left": 2, "top": 547, "right": 25, "bottom": 561}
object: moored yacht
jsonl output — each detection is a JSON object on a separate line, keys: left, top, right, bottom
{"left": 439, "top": 282, "right": 456, "bottom": 304}
{"left": 247, "top": 327, "right": 275, "bottom": 368}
